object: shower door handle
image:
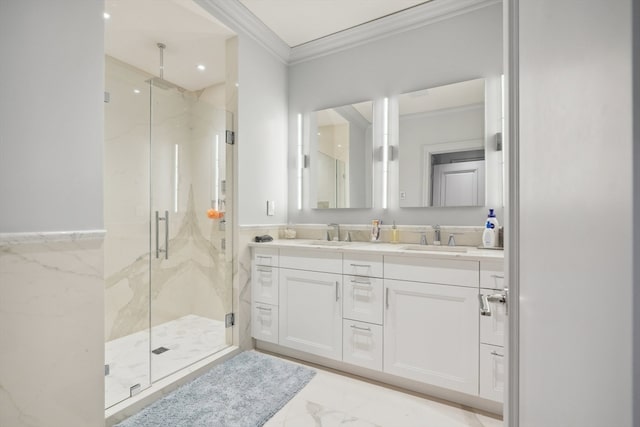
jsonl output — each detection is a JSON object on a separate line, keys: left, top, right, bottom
{"left": 164, "top": 210, "right": 169, "bottom": 259}
{"left": 155, "top": 210, "right": 169, "bottom": 259}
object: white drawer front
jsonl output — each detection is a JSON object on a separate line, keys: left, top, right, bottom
{"left": 343, "top": 275, "right": 383, "bottom": 325}
{"left": 254, "top": 247, "right": 279, "bottom": 267}
{"left": 252, "top": 264, "right": 278, "bottom": 305}
{"left": 343, "top": 320, "right": 383, "bottom": 372}
{"left": 480, "top": 259, "right": 505, "bottom": 290}
{"left": 279, "top": 248, "right": 342, "bottom": 274}
{"left": 252, "top": 303, "right": 278, "bottom": 344}
{"left": 480, "top": 289, "right": 507, "bottom": 347}
{"left": 343, "top": 253, "right": 383, "bottom": 278}
{"left": 384, "top": 256, "right": 479, "bottom": 288}
{"left": 479, "top": 343, "right": 505, "bottom": 402}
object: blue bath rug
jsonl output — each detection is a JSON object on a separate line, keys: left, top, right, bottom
{"left": 116, "top": 351, "right": 316, "bottom": 427}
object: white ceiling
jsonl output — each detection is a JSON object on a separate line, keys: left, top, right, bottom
{"left": 237, "top": 0, "right": 432, "bottom": 47}
{"left": 104, "top": 0, "right": 435, "bottom": 91}
{"left": 104, "top": 0, "right": 235, "bottom": 91}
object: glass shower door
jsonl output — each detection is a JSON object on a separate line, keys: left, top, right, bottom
{"left": 149, "top": 81, "right": 233, "bottom": 382}
{"left": 104, "top": 57, "right": 152, "bottom": 408}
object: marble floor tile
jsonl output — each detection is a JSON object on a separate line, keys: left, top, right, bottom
{"left": 105, "top": 315, "right": 228, "bottom": 408}
{"left": 264, "top": 358, "right": 503, "bottom": 427}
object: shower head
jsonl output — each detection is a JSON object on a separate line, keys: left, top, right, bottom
{"left": 146, "top": 76, "right": 185, "bottom": 92}
{"left": 148, "top": 42, "right": 186, "bottom": 92}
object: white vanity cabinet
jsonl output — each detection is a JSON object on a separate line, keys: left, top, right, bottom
{"left": 252, "top": 247, "right": 279, "bottom": 306}
{"left": 479, "top": 259, "right": 506, "bottom": 402}
{"left": 384, "top": 278, "right": 480, "bottom": 395}
{"left": 251, "top": 248, "right": 279, "bottom": 344}
{"left": 383, "top": 255, "right": 480, "bottom": 395}
{"left": 251, "top": 242, "right": 505, "bottom": 412}
{"left": 342, "top": 253, "right": 384, "bottom": 370}
{"left": 278, "top": 249, "right": 343, "bottom": 361}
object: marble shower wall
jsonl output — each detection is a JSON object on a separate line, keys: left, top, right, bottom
{"left": 104, "top": 57, "right": 232, "bottom": 343}
{"left": 0, "top": 233, "right": 105, "bottom": 427}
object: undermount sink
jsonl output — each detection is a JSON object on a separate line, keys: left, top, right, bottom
{"left": 311, "top": 240, "right": 354, "bottom": 247}
{"left": 402, "top": 244, "right": 469, "bottom": 253}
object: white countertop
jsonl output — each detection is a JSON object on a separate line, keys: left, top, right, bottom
{"left": 249, "top": 239, "right": 504, "bottom": 262}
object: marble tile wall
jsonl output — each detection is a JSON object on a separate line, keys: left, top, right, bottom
{"left": 104, "top": 57, "right": 233, "bottom": 345}
{"left": 0, "top": 232, "right": 105, "bottom": 427}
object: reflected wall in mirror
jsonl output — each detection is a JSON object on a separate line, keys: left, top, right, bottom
{"left": 398, "top": 78, "right": 503, "bottom": 208}
{"left": 310, "top": 101, "right": 373, "bottom": 209}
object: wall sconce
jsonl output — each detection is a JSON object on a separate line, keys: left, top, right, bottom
{"left": 297, "top": 113, "right": 303, "bottom": 210}
{"left": 382, "top": 97, "right": 389, "bottom": 209}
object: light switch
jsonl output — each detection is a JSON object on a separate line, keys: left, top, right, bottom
{"left": 266, "top": 200, "right": 275, "bottom": 216}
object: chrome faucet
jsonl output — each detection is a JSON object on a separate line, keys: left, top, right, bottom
{"left": 420, "top": 232, "right": 428, "bottom": 245}
{"left": 433, "top": 225, "right": 441, "bottom": 245}
{"left": 327, "top": 223, "right": 340, "bottom": 241}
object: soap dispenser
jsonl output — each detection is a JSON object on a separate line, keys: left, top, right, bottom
{"left": 391, "top": 221, "right": 399, "bottom": 243}
{"left": 482, "top": 221, "right": 496, "bottom": 248}
{"left": 482, "top": 209, "right": 499, "bottom": 248}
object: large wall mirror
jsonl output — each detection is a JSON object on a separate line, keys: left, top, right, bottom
{"left": 310, "top": 101, "right": 373, "bottom": 209}
{"left": 397, "top": 78, "right": 503, "bottom": 208}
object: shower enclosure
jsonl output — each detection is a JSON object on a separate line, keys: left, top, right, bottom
{"left": 103, "top": 56, "right": 234, "bottom": 408}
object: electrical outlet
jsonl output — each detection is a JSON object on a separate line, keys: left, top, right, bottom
{"left": 266, "top": 200, "right": 275, "bottom": 216}
{"left": 400, "top": 191, "right": 407, "bottom": 200}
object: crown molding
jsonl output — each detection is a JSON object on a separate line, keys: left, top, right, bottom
{"left": 195, "top": 0, "right": 291, "bottom": 64}
{"left": 289, "top": 0, "right": 501, "bottom": 65}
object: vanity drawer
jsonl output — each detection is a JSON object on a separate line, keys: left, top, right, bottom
{"left": 279, "top": 248, "right": 342, "bottom": 274}
{"left": 343, "top": 253, "right": 383, "bottom": 278}
{"left": 343, "top": 320, "right": 383, "bottom": 372}
{"left": 384, "top": 256, "right": 479, "bottom": 287}
{"left": 252, "top": 303, "right": 279, "bottom": 344}
{"left": 252, "top": 264, "right": 278, "bottom": 305}
{"left": 343, "top": 275, "right": 383, "bottom": 325}
{"left": 253, "top": 247, "right": 279, "bottom": 267}
{"left": 480, "top": 259, "right": 505, "bottom": 290}
{"left": 479, "top": 343, "right": 505, "bottom": 402}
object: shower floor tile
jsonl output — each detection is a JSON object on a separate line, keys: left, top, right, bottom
{"left": 105, "top": 314, "right": 228, "bottom": 408}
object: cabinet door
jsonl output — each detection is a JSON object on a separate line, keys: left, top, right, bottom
{"left": 480, "top": 289, "right": 507, "bottom": 347}
{"left": 343, "top": 275, "right": 383, "bottom": 325}
{"left": 480, "top": 344, "right": 504, "bottom": 402}
{"left": 252, "top": 303, "right": 278, "bottom": 344}
{"left": 384, "top": 279, "right": 479, "bottom": 395}
{"left": 279, "top": 268, "right": 343, "bottom": 361}
{"left": 343, "top": 320, "right": 383, "bottom": 371}
{"left": 252, "top": 264, "right": 278, "bottom": 305}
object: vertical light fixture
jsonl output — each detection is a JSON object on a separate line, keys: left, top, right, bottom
{"left": 214, "top": 134, "right": 220, "bottom": 210}
{"left": 174, "top": 144, "right": 179, "bottom": 213}
{"left": 382, "top": 97, "right": 389, "bottom": 209}
{"left": 297, "top": 113, "right": 303, "bottom": 210}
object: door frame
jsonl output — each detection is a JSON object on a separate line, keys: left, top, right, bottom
{"left": 504, "top": 0, "right": 520, "bottom": 425}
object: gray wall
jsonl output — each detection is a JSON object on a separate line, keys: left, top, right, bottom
{"left": 0, "top": 0, "right": 105, "bottom": 233}
{"left": 518, "top": 0, "right": 635, "bottom": 425}
{"left": 237, "top": 35, "right": 289, "bottom": 225}
{"left": 287, "top": 4, "right": 503, "bottom": 226}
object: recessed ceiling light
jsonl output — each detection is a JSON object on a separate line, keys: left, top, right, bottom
{"left": 133, "top": 89, "right": 141, "bottom": 94}
{"left": 235, "top": 82, "right": 239, "bottom": 88}
{"left": 197, "top": 64, "right": 206, "bottom": 71}
{"left": 103, "top": 12, "right": 111, "bottom": 19}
